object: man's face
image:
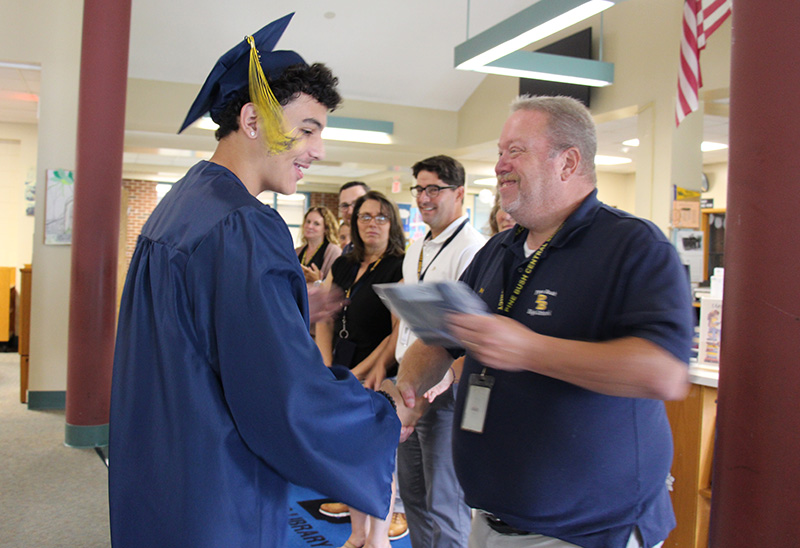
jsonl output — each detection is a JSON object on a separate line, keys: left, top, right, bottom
{"left": 414, "top": 170, "right": 463, "bottom": 234}
{"left": 260, "top": 93, "right": 327, "bottom": 195}
{"left": 495, "top": 109, "right": 561, "bottom": 227}
{"left": 338, "top": 185, "right": 367, "bottom": 225}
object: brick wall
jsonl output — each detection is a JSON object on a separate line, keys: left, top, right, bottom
{"left": 308, "top": 191, "right": 339, "bottom": 219}
{"left": 122, "top": 180, "right": 157, "bottom": 268}
{"left": 119, "top": 185, "right": 339, "bottom": 271}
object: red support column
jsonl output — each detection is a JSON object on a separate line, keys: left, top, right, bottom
{"left": 65, "top": 0, "right": 131, "bottom": 447}
{"left": 710, "top": 2, "right": 800, "bottom": 546}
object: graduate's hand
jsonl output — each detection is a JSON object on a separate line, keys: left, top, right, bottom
{"left": 447, "top": 313, "right": 534, "bottom": 373}
{"left": 380, "top": 380, "right": 425, "bottom": 442}
{"left": 307, "top": 284, "right": 344, "bottom": 324}
{"left": 301, "top": 264, "right": 322, "bottom": 284}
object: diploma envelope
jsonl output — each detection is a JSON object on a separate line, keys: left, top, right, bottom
{"left": 373, "top": 281, "right": 490, "bottom": 347}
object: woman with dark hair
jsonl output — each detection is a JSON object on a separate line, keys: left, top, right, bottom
{"left": 316, "top": 190, "right": 406, "bottom": 548}
{"left": 317, "top": 190, "right": 405, "bottom": 374}
{"left": 296, "top": 206, "right": 341, "bottom": 284}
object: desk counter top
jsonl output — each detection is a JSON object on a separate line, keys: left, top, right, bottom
{"left": 689, "top": 362, "right": 719, "bottom": 388}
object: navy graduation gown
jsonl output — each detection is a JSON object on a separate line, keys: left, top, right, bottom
{"left": 109, "top": 161, "right": 399, "bottom": 547}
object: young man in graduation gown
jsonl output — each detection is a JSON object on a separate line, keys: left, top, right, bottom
{"left": 109, "top": 14, "right": 407, "bottom": 548}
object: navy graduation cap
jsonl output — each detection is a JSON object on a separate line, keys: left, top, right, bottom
{"left": 178, "top": 12, "right": 306, "bottom": 139}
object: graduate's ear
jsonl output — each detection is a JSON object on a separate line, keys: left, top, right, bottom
{"left": 240, "top": 103, "right": 260, "bottom": 139}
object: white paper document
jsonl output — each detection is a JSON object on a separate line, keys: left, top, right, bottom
{"left": 373, "top": 281, "right": 491, "bottom": 347}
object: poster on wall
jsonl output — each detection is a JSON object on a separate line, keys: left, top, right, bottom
{"left": 24, "top": 167, "right": 36, "bottom": 216}
{"left": 45, "top": 169, "right": 74, "bottom": 245}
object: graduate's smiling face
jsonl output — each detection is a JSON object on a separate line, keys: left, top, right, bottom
{"left": 261, "top": 93, "right": 327, "bottom": 195}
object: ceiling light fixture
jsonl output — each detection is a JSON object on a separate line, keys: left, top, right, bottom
{"left": 701, "top": 141, "right": 728, "bottom": 152}
{"left": 594, "top": 155, "right": 632, "bottom": 166}
{"left": 473, "top": 177, "right": 498, "bottom": 186}
{"left": 322, "top": 116, "right": 393, "bottom": 145}
{"left": 194, "top": 114, "right": 394, "bottom": 145}
{"left": 455, "top": 0, "right": 625, "bottom": 87}
{"left": 621, "top": 138, "right": 728, "bottom": 152}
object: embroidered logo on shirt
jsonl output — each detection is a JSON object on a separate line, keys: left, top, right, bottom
{"left": 527, "top": 289, "right": 557, "bottom": 317}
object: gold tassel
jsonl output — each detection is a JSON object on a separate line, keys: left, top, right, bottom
{"left": 247, "top": 35, "right": 294, "bottom": 154}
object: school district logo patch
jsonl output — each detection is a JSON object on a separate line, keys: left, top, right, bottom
{"left": 527, "top": 289, "right": 556, "bottom": 317}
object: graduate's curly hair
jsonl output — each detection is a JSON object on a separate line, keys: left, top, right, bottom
{"left": 348, "top": 191, "right": 406, "bottom": 263}
{"left": 214, "top": 62, "right": 341, "bottom": 140}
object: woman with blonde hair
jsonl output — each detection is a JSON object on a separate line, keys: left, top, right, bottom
{"left": 488, "top": 192, "right": 516, "bottom": 235}
{"left": 296, "top": 205, "right": 342, "bottom": 284}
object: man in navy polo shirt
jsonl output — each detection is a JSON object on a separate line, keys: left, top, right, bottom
{"left": 396, "top": 95, "right": 693, "bottom": 548}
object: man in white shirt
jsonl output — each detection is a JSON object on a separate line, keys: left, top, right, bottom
{"left": 397, "top": 155, "right": 486, "bottom": 548}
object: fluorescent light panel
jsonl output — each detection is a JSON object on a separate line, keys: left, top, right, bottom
{"left": 594, "top": 155, "right": 632, "bottom": 165}
{"left": 195, "top": 114, "right": 393, "bottom": 145}
{"left": 455, "top": 0, "right": 617, "bottom": 70}
{"left": 323, "top": 116, "right": 393, "bottom": 145}
{"left": 477, "top": 51, "right": 614, "bottom": 87}
{"left": 621, "top": 139, "right": 727, "bottom": 152}
{"left": 454, "top": 0, "right": 622, "bottom": 86}
{"left": 322, "top": 127, "right": 391, "bottom": 145}
{"left": 701, "top": 141, "right": 728, "bottom": 152}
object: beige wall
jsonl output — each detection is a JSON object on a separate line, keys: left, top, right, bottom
{"left": 597, "top": 172, "right": 636, "bottom": 215}
{"left": 703, "top": 162, "right": 729, "bottom": 210}
{"left": 1, "top": 0, "right": 83, "bottom": 391}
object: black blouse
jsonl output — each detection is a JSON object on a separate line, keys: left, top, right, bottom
{"left": 329, "top": 253, "right": 404, "bottom": 373}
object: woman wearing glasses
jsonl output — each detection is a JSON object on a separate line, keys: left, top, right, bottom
{"left": 296, "top": 206, "right": 342, "bottom": 284}
{"left": 316, "top": 190, "right": 406, "bottom": 548}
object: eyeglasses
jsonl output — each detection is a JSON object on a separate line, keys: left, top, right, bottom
{"left": 410, "top": 184, "right": 457, "bottom": 198}
{"left": 356, "top": 213, "right": 390, "bottom": 225}
{"left": 338, "top": 202, "right": 355, "bottom": 211}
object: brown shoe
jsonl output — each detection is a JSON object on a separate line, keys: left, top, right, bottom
{"left": 388, "top": 512, "right": 408, "bottom": 541}
{"left": 319, "top": 501, "right": 350, "bottom": 518}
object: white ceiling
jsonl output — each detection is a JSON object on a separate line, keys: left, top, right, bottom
{"left": 0, "top": 1, "right": 729, "bottom": 186}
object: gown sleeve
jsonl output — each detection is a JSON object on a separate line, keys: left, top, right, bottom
{"left": 185, "top": 206, "right": 399, "bottom": 518}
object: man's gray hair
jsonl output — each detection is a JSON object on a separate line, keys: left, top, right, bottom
{"left": 510, "top": 95, "right": 597, "bottom": 184}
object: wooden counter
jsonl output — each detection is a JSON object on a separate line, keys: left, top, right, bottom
{"left": 664, "top": 365, "right": 718, "bottom": 548}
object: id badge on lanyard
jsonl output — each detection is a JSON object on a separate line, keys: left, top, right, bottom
{"left": 461, "top": 372, "right": 495, "bottom": 433}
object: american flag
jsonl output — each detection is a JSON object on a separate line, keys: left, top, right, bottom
{"left": 676, "top": 0, "right": 732, "bottom": 126}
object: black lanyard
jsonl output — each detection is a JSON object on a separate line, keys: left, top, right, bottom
{"left": 300, "top": 240, "right": 327, "bottom": 268}
{"left": 497, "top": 224, "right": 562, "bottom": 315}
{"left": 417, "top": 218, "right": 469, "bottom": 282}
{"left": 340, "top": 256, "right": 383, "bottom": 339}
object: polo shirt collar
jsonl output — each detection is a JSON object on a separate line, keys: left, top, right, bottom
{"left": 501, "top": 189, "right": 601, "bottom": 254}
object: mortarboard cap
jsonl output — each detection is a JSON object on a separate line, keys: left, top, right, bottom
{"left": 178, "top": 12, "right": 306, "bottom": 140}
